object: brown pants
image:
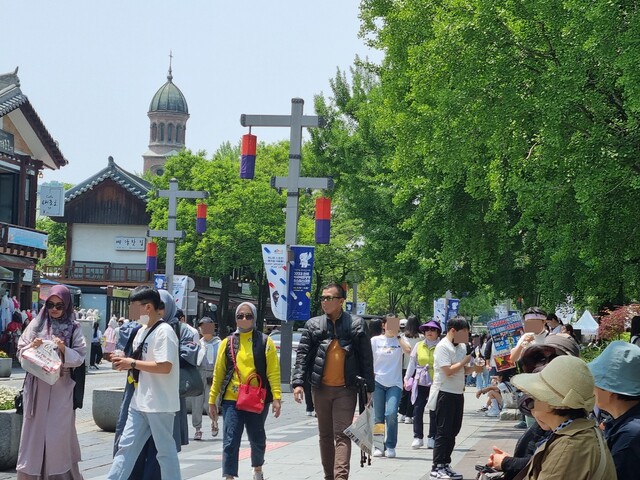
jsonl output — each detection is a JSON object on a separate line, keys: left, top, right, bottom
{"left": 312, "top": 385, "right": 358, "bottom": 480}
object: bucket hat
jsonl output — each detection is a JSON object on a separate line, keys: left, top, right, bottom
{"left": 512, "top": 355, "right": 595, "bottom": 411}
{"left": 419, "top": 320, "right": 442, "bottom": 333}
{"left": 588, "top": 340, "right": 640, "bottom": 396}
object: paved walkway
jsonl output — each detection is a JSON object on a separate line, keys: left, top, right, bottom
{"left": 1, "top": 361, "right": 523, "bottom": 480}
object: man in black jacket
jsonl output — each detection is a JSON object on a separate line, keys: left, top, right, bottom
{"left": 292, "top": 282, "right": 375, "bottom": 480}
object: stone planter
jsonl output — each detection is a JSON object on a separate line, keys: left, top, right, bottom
{"left": 0, "top": 358, "right": 12, "bottom": 378}
{"left": 0, "top": 409, "right": 22, "bottom": 470}
{"left": 93, "top": 387, "right": 125, "bottom": 432}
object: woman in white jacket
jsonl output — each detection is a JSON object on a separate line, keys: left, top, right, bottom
{"left": 192, "top": 316, "right": 221, "bottom": 440}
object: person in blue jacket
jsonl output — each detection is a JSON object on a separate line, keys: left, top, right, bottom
{"left": 588, "top": 340, "right": 640, "bottom": 480}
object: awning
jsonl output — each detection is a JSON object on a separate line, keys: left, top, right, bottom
{"left": 0, "top": 265, "right": 13, "bottom": 281}
{"left": 40, "top": 278, "right": 83, "bottom": 296}
{"left": 0, "top": 253, "right": 35, "bottom": 270}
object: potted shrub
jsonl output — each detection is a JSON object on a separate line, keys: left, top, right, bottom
{"left": 0, "top": 384, "right": 22, "bottom": 470}
{"left": 0, "top": 350, "right": 12, "bottom": 378}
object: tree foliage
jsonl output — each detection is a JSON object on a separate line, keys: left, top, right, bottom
{"left": 306, "top": 0, "right": 640, "bottom": 315}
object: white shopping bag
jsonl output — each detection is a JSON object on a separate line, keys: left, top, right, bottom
{"left": 344, "top": 404, "right": 374, "bottom": 456}
{"left": 20, "top": 340, "right": 62, "bottom": 385}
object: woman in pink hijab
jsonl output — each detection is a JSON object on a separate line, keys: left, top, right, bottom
{"left": 17, "top": 285, "right": 87, "bottom": 480}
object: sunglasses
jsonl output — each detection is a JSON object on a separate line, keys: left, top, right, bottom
{"left": 520, "top": 396, "right": 535, "bottom": 416}
{"left": 423, "top": 327, "right": 440, "bottom": 332}
{"left": 236, "top": 313, "right": 254, "bottom": 320}
{"left": 46, "top": 302, "right": 65, "bottom": 311}
{"left": 320, "top": 295, "right": 341, "bottom": 302}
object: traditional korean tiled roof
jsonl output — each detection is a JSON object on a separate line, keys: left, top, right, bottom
{"left": 0, "top": 68, "right": 67, "bottom": 168}
{"left": 65, "top": 156, "right": 152, "bottom": 202}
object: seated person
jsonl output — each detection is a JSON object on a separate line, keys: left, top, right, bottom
{"left": 476, "top": 369, "right": 516, "bottom": 417}
{"left": 505, "top": 355, "right": 616, "bottom": 479}
{"left": 485, "top": 334, "right": 580, "bottom": 480}
{"left": 588, "top": 341, "right": 640, "bottom": 480}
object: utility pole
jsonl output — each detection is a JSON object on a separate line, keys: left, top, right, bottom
{"left": 147, "top": 178, "right": 208, "bottom": 294}
{"left": 241, "top": 98, "right": 330, "bottom": 390}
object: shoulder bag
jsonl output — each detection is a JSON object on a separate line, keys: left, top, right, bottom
{"left": 230, "top": 335, "right": 266, "bottom": 414}
{"left": 70, "top": 324, "right": 86, "bottom": 409}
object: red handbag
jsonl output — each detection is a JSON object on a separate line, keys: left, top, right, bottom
{"left": 230, "top": 336, "right": 267, "bottom": 414}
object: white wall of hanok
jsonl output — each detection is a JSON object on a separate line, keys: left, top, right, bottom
{"left": 70, "top": 224, "right": 147, "bottom": 263}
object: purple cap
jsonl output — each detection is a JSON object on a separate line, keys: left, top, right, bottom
{"left": 419, "top": 320, "right": 442, "bottom": 333}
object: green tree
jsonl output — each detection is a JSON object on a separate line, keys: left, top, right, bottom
{"left": 148, "top": 144, "right": 290, "bottom": 334}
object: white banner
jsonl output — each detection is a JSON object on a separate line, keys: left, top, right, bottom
{"left": 262, "top": 244, "right": 288, "bottom": 321}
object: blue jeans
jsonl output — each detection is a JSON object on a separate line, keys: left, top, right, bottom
{"left": 221, "top": 400, "right": 270, "bottom": 477}
{"left": 108, "top": 408, "right": 180, "bottom": 480}
{"left": 372, "top": 381, "right": 401, "bottom": 449}
{"left": 475, "top": 368, "right": 490, "bottom": 391}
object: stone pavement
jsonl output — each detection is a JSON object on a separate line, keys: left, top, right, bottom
{"left": 1, "top": 363, "right": 523, "bottom": 480}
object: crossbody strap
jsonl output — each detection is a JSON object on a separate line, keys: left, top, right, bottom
{"left": 132, "top": 320, "right": 164, "bottom": 359}
{"left": 229, "top": 334, "right": 242, "bottom": 383}
{"left": 593, "top": 426, "right": 607, "bottom": 480}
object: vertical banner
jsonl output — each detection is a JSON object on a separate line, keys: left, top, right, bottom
{"left": 433, "top": 298, "right": 447, "bottom": 331}
{"left": 172, "top": 275, "right": 188, "bottom": 310}
{"left": 287, "top": 245, "right": 315, "bottom": 321}
{"left": 262, "top": 244, "right": 288, "bottom": 321}
{"left": 487, "top": 314, "right": 524, "bottom": 372}
{"left": 434, "top": 297, "right": 460, "bottom": 331}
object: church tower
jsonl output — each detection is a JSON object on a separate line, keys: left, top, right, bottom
{"left": 143, "top": 58, "right": 189, "bottom": 176}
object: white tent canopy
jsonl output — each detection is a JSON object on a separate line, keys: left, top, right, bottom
{"left": 573, "top": 310, "right": 599, "bottom": 336}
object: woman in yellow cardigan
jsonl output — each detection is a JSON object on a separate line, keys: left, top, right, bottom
{"left": 209, "top": 302, "right": 281, "bottom": 480}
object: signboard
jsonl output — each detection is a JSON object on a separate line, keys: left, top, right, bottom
{"left": 39, "top": 185, "right": 65, "bottom": 217}
{"left": 286, "top": 245, "right": 315, "bottom": 321}
{"left": 262, "top": 244, "right": 288, "bottom": 321}
{"left": 8, "top": 227, "right": 48, "bottom": 249}
{"left": 114, "top": 236, "right": 146, "bottom": 251}
{"left": 346, "top": 302, "right": 367, "bottom": 315}
{"left": 0, "top": 129, "right": 14, "bottom": 155}
{"left": 487, "top": 314, "right": 524, "bottom": 372}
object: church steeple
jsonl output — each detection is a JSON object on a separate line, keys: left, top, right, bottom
{"left": 142, "top": 54, "right": 190, "bottom": 176}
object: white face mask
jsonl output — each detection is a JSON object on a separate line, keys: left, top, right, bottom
{"left": 138, "top": 315, "right": 150, "bottom": 326}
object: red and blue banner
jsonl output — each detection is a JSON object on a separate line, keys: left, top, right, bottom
{"left": 240, "top": 133, "right": 257, "bottom": 179}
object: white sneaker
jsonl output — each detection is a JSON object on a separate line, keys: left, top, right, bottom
{"left": 253, "top": 471, "right": 265, "bottom": 480}
{"left": 411, "top": 438, "right": 423, "bottom": 449}
{"left": 305, "top": 410, "right": 315, "bottom": 417}
{"left": 398, "top": 414, "right": 406, "bottom": 422}
{"left": 386, "top": 447, "right": 396, "bottom": 458}
{"left": 427, "top": 437, "right": 435, "bottom": 449}
{"left": 430, "top": 466, "right": 452, "bottom": 479}
{"left": 485, "top": 404, "right": 501, "bottom": 417}
{"left": 373, "top": 448, "right": 385, "bottom": 457}
{"left": 404, "top": 416, "right": 413, "bottom": 424}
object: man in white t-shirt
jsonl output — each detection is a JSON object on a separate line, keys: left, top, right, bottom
{"left": 509, "top": 307, "right": 549, "bottom": 363}
{"left": 429, "top": 317, "right": 473, "bottom": 480}
{"left": 108, "top": 287, "right": 181, "bottom": 480}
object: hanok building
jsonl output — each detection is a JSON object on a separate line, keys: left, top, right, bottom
{"left": 45, "top": 156, "right": 152, "bottom": 318}
{"left": 0, "top": 68, "right": 67, "bottom": 309}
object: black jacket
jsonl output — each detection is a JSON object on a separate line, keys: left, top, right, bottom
{"left": 291, "top": 311, "right": 375, "bottom": 392}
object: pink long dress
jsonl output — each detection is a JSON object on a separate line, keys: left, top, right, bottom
{"left": 17, "top": 320, "right": 86, "bottom": 480}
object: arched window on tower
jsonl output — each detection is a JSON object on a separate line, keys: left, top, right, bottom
{"left": 168, "top": 124, "right": 174, "bottom": 143}
{"left": 151, "top": 123, "right": 158, "bottom": 142}
{"left": 159, "top": 123, "right": 165, "bottom": 142}
{"left": 176, "top": 125, "right": 182, "bottom": 145}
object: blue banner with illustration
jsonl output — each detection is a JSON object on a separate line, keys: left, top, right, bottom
{"left": 487, "top": 314, "right": 524, "bottom": 372}
{"left": 287, "top": 245, "right": 315, "bottom": 321}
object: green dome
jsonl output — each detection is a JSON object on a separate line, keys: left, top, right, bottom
{"left": 149, "top": 73, "right": 188, "bottom": 114}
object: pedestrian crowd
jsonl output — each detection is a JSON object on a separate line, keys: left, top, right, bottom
{"left": 9, "top": 281, "right": 640, "bottom": 480}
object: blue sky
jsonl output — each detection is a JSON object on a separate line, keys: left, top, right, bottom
{"left": 3, "top": 1, "right": 382, "bottom": 184}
